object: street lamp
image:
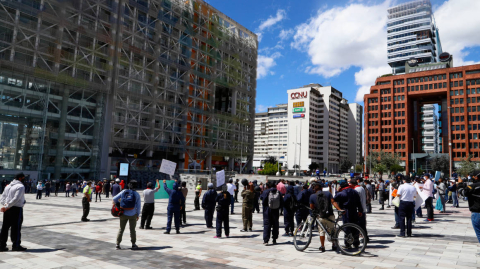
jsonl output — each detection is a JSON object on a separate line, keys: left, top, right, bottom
{"left": 412, "top": 137, "right": 416, "bottom": 173}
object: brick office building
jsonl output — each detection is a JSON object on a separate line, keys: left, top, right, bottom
{"left": 364, "top": 62, "right": 480, "bottom": 174}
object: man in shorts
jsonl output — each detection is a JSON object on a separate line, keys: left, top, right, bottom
{"left": 309, "top": 182, "right": 336, "bottom": 252}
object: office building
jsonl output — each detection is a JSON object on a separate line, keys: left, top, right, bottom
{"left": 348, "top": 103, "right": 363, "bottom": 165}
{"left": 287, "top": 84, "right": 362, "bottom": 174}
{"left": 253, "top": 104, "right": 288, "bottom": 168}
{"left": 364, "top": 62, "right": 480, "bottom": 173}
{"left": 387, "top": 0, "right": 442, "bottom": 74}
{"left": 0, "top": 0, "right": 257, "bottom": 180}
{"left": 420, "top": 104, "right": 440, "bottom": 153}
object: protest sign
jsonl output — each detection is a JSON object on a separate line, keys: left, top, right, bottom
{"left": 159, "top": 159, "right": 177, "bottom": 176}
{"left": 216, "top": 170, "right": 225, "bottom": 187}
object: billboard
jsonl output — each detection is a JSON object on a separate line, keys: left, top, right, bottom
{"left": 293, "top": 102, "right": 304, "bottom": 108}
{"left": 293, "top": 107, "right": 305, "bottom": 113}
{"left": 293, "top": 114, "right": 305, "bottom": 118}
{"left": 119, "top": 163, "right": 129, "bottom": 176}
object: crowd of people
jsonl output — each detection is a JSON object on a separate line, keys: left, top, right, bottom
{"left": 1, "top": 171, "right": 480, "bottom": 255}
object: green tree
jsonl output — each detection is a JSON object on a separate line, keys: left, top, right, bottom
{"left": 429, "top": 155, "right": 450, "bottom": 175}
{"left": 373, "top": 163, "right": 387, "bottom": 176}
{"left": 340, "top": 158, "right": 353, "bottom": 173}
{"left": 458, "top": 155, "right": 478, "bottom": 177}
{"left": 259, "top": 162, "right": 278, "bottom": 175}
{"left": 355, "top": 164, "right": 363, "bottom": 173}
{"left": 390, "top": 163, "right": 405, "bottom": 175}
{"left": 308, "top": 162, "right": 319, "bottom": 172}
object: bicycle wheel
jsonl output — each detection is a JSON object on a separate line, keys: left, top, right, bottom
{"left": 335, "top": 223, "right": 367, "bottom": 256}
{"left": 293, "top": 221, "right": 313, "bottom": 251}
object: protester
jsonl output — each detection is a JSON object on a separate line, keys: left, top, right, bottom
{"left": 119, "top": 179, "right": 125, "bottom": 190}
{"left": 378, "top": 179, "right": 385, "bottom": 210}
{"left": 464, "top": 177, "right": 480, "bottom": 256}
{"left": 296, "top": 184, "right": 311, "bottom": 225}
{"left": 113, "top": 180, "right": 141, "bottom": 250}
{"left": 309, "top": 182, "right": 336, "bottom": 252}
{"left": 65, "top": 182, "right": 71, "bottom": 197}
{"left": 261, "top": 182, "right": 282, "bottom": 245}
{"left": 214, "top": 188, "right": 231, "bottom": 238}
{"left": 282, "top": 184, "right": 296, "bottom": 237}
{"left": 180, "top": 181, "right": 188, "bottom": 225}
{"left": 45, "top": 181, "right": 51, "bottom": 197}
{"left": 81, "top": 182, "right": 92, "bottom": 222}
{"left": 391, "top": 183, "right": 400, "bottom": 229}
{"left": 194, "top": 180, "right": 202, "bottom": 210}
{"left": 54, "top": 180, "right": 60, "bottom": 196}
{"left": 0, "top": 173, "right": 27, "bottom": 252}
{"left": 254, "top": 185, "right": 261, "bottom": 214}
{"left": 140, "top": 179, "right": 160, "bottom": 229}
{"left": 333, "top": 182, "right": 363, "bottom": 247}
{"left": 397, "top": 177, "right": 416, "bottom": 238}
{"left": 448, "top": 180, "right": 459, "bottom": 208}
{"left": 103, "top": 179, "right": 111, "bottom": 199}
{"left": 420, "top": 175, "right": 434, "bottom": 221}
{"left": 437, "top": 178, "right": 446, "bottom": 213}
{"left": 240, "top": 180, "right": 254, "bottom": 232}
{"left": 201, "top": 183, "right": 216, "bottom": 228}
{"left": 163, "top": 179, "right": 185, "bottom": 234}
{"left": 351, "top": 179, "right": 368, "bottom": 240}
{"left": 71, "top": 181, "right": 77, "bottom": 197}
{"left": 226, "top": 179, "right": 236, "bottom": 214}
{"left": 36, "top": 181, "right": 43, "bottom": 200}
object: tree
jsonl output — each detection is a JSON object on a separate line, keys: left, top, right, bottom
{"left": 390, "top": 163, "right": 405, "bottom": 175}
{"left": 264, "top": 156, "right": 277, "bottom": 165}
{"left": 458, "top": 155, "right": 478, "bottom": 177}
{"left": 429, "top": 155, "right": 450, "bottom": 175}
{"left": 373, "top": 163, "right": 387, "bottom": 176}
{"left": 366, "top": 150, "right": 403, "bottom": 174}
{"left": 355, "top": 164, "right": 363, "bottom": 173}
{"left": 259, "top": 162, "right": 278, "bottom": 175}
{"left": 340, "top": 158, "right": 353, "bottom": 173}
{"left": 308, "top": 162, "right": 319, "bottom": 172}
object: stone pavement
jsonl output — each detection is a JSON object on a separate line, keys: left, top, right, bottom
{"left": 0, "top": 191, "right": 479, "bottom": 269}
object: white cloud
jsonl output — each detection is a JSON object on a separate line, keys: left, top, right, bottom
{"left": 258, "top": 9, "right": 287, "bottom": 32}
{"left": 256, "top": 104, "right": 270, "bottom": 112}
{"left": 256, "top": 32, "right": 263, "bottom": 42}
{"left": 279, "top": 29, "right": 294, "bottom": 40}
{"left": 291, "top": 1, "right": 392, "bottom": 103}
{"left": 257, "top": 53, "right": 282, "bottom": 79}
{"left": 435, "top": 0, "right": 480, "bottom": 66}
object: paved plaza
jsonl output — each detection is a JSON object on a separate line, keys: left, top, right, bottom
{"left": 0, "top": 191, "right": 479, "bottom": 269}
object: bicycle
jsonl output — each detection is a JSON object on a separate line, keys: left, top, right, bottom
{"left": 293, "top": 207, "right": 367, "bottom": 256}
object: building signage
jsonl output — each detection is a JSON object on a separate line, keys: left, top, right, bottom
{"left": 407, "top": 58, "right": 418, "bottom": 67}
{"left": 293, "top": 107, "right": 305, "bottom": 113}
{"left": 439, "top": 52, "right": 451, "bottom": 62}
{"left": 293, "top": 101, "right": 304, "bottom": 108}
{"left": 291, "top": 91, "right": 307, "bottom": 99}
{"left": 293, "top": 114, "right": 305, "bottom": 119}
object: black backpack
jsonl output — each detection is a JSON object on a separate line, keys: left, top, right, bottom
{"left": 286, "top": 195, "right": 298, "bottom": 212}
{"left": 315, "top": 191, "right": 329, "bottom": 218}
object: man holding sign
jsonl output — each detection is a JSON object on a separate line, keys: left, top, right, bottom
{"left": 163, "top": 179, "right": 185, "bottom": 234}
{"left": 420, "top": 175, "right": 434, "bottom": 221}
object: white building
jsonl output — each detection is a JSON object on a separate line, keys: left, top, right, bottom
{"left": 387, "top": 0, "right": 442, "bottom": 74}
{"left": 421, "top": 104, "right": 439, "bottom": 153}
{"left": 286, "top": 84, "right": 362, "bottom": 174}
{"left": 348, "top": 103, "right": 363, "bottom": 165}
{"left": 253, "top": 104, "right": 288, "bottom": 168}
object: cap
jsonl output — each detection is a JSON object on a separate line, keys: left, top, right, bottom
{"left": 116, "top": 179, "right": 120, "bottom": 182}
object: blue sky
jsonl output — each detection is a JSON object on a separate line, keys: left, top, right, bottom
{"left": 205, "top": 0, "right": 480, "bottom": 112}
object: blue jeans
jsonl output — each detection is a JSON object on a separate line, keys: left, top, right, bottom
{"left": 230, "top": 196, "right": 235, "bottom": 214}
{"left": 452, "top": 191, "right": 458, "bottom": 207}
{"left": 472, "top": 212, "right": 480, "bottom": 243}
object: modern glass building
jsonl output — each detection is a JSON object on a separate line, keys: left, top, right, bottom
{"left": 0, "top": 0, "right": 257, "bottom": 182}
{"left": 387, "top": 0, "right": 442, "bottom": 74}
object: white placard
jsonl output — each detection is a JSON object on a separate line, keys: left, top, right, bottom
{"left": 388, "top": 185, "right": 393, "bottom": 206}
{"left": 216, "top": 170, "right": 225, "bottom": 187}
{"left": 159, "top": 159, "right": 177, "bottom": 176}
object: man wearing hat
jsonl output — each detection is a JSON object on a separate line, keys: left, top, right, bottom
{"left": 81, "top": 181, "right": 93, "bottom": 222}
{"left": 202, "top": 183, "right": 217, "bottom": 228}
{"left": 0, "top": 173, "right": 27, "bottom": 251}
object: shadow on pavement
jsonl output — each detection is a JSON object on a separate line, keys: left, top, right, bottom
{"left": 134, "top": 246, "right": 172, "bottom": 251}
{"left": 27, "top": 248, "right": 65, "bottom": 253}
{"left": 227, "top": 234, "right": 259, "bottom": 239}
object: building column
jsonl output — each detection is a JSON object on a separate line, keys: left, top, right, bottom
{"left": 89, "top": 93, "right": 104, "bottom": 179}
{"left": 54, "top": 87, "right": 69, "bottom": 180}
{"left": 228, "top": 158, "right": 234, "bottom": 171}
{"left": 206, "top": 154, "right": 212, "bottom": 171}
{"left": 21, "top": 121, "right": 33, "bottom": 169}
{"left": 13, "top": 124, "right": 24, "bottom": 169}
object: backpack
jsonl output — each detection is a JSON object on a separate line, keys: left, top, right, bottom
{"left": 286, "top": 195, "right": 298, "bottom": 212}
{"left": 120, "top": 190, "right": 136, "bottom": 210}
{"left": 268, "top": 191, "right": 281, "bottom": 209}
{"left": 315, "top": 192, "right": 329, "bottom": 218}
{"left": 111, "top": 203, "right": 124, "bottom": 217}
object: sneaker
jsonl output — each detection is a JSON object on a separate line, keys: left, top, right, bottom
{"left": 391, "top": 226, "right": 400, "bottom": 229}
{"left": 272, "top": 239, "right": 277, "bottom": 245}
{"left": 146, "top": 227, "right": 153, "bottom": 230}
{"left": 139, "top": 227, "right": 144, "bottom": 229}
{"left": 131, "top": 244, "right": 138, "bottom": 250}
{"left": 116, "top": 245, "right": 121, "bottom": 250}
{"left": 0, "top": 246, "right": 8, "bottom": 252}
{"left": 282, "top": 233, "right": 290, "bottom": 237}
{"left": 176, "top": 230, "right": 180, "bottom": 234}
{"left": 379, "top": 208, "right": 384, "bottom": 210}
{"left": 214, "top": 236, "right": 221, "bottom": 239}
{"left": 164, "top": 231, "right": 170, "bottom": 234}
{"left": 12, "top": 246, "right": 27, "bottom": 252}
{"left": 319, "top": 246, "right": 325, "bottom": 252}
{"left": 423, "top": 219, "right": 430, "bottom": 222}
{"left": 240, "top": 229, "right": 248, "bottom": 232}
{"left": 249, "top": 228, "right": 253, "bottom": 232}
{"left": 263, "top": 241, "right": 268, "bottom": 246}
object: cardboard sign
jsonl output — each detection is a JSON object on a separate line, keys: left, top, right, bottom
{"left": 216, "top": 170, "right": 225, "bottom": 187}
{"left": 159, "top": 159, "right": 177, "bottom": 176}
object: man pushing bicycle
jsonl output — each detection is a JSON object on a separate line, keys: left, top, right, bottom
{"left": 309, "top": 182, "right": 337, "bottom": 252}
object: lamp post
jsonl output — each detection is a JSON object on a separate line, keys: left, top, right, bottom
{"left": 412, "top": 137, "right": 416, "bottom": 173}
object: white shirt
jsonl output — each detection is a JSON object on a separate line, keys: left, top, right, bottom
{"left": 227, "top": 183, "right": 235, "bottom": 196}
{"left": 354, "top": 185, "right": 367, "bottom": 212}
{"left": 397, "top": 184, "right": 416, "bottom": 202}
